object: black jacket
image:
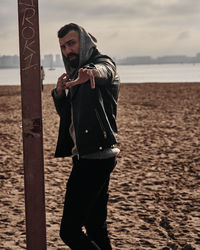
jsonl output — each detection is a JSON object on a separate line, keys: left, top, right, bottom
{"left": 52, "top": 51, "right": 120, "bottom": 157}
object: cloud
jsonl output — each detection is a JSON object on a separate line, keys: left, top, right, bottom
{"left": 177, "top": 31, "right": 190, "bottom": 40}
{"left": 0, "top": 1, "right": 18, "bottom": 28}
{"left": 1, "top": 0, "right": 200, "bottom": 57}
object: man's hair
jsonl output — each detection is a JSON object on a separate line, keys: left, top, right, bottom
{"left": 57, "top": 23, "right": 79, "bottom": 38}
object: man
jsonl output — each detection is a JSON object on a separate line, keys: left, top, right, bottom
{"left": 52, "top": 23, "right": 120, "bottom": 249}
{"left": 40, "top": 65, "right": 45, "bottom": 91}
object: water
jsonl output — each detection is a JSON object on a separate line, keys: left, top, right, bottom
{"left": 0, "top": 63, "right": 200, "bottom": 86}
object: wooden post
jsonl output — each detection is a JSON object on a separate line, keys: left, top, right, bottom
{"left": 17, "top": 0, "right": 46, "bottom": 249}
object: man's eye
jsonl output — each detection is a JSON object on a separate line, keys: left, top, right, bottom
{"left": 68, "top": 41, "right": 75, "bottom": 46}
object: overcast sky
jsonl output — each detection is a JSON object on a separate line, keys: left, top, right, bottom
{"left": 1, "top": 0, "right": 200, "bottom": 59}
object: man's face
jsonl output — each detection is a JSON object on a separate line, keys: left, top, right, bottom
{"left": 59, "top": 30, "right": 80, "bottom": 68}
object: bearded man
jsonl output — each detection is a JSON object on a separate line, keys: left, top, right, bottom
{"left": 52, "top": 23, "right": 120, "bottom": 249}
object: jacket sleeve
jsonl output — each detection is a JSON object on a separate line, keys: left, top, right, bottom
{"left": 51, "top": 88, "right": 71, "bottom": 117}
{"left": 84, "top": 56, "right": 119, "bottom": 86}
{"left": 51, "top": 88, "right": 73, "bottom": 157}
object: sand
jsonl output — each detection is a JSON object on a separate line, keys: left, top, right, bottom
{"left": 0, "top": 83, "right": 200, "bottom": 250}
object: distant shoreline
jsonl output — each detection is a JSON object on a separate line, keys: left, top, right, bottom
{"left": 1, "top": 82, "right": 200, "bottom": 87}
{"left": 1, "top": 82, "right": 200, "bottom": 89}
{"left": 1, "top": 61, "right": 200, "bottom": 69}
{"left": 1, "top": 52, "right": 200, "bottom": 68}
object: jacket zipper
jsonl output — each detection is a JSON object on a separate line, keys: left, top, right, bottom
{"left": 94, "top": 109, "right": 107, "bottom": 139}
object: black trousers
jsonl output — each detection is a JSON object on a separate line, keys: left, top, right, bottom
{"left": 60, "top": 156, "right": 116, "bottom": 250}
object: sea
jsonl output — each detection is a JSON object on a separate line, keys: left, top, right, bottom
{"left": 0, "top": 63, "right": 200, "bottom": 86}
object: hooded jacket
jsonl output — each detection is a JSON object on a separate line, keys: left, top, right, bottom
{"left": 52, "top": 23, "right": 120, "bottom": 157}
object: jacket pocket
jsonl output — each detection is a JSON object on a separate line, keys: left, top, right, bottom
{"left": 94, "top": 108, "right": 107, "bottom": 139}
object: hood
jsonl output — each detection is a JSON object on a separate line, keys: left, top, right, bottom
{"left": 62, "top": 23, "right": 97, "bottom": 77}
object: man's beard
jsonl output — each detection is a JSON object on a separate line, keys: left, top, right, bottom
{"left": 67, "top": 53, "right": 79, "bottom": 68}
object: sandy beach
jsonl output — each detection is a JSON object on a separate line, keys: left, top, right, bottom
{"left": 0, "top": 82, "right": 200, "bottom": 249}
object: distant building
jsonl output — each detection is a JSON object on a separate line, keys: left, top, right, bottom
{"left": 156, "top": 55, "right": 188, "bottom": 64}
{"left": 116, "top": 52, "right": 200, "bottom": 65}
{"left": 196, "top": 53, "right": 200, "bottom": 63}
{"left": 1, "top": 52, "right": 200, "bottom": 68}
{"left": 55, "top": 54, "right": 63, "bottom": 67}
{"left": 117, "top": 56, "right": 153, "bottom": 65}
{"left": 0, "top": 55, "right": 19, "bottom": 68}
{"left": 42, "top": 54, "right": 54, "bottom": 67}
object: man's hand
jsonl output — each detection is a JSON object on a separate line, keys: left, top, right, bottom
{"left": 56, "top": 73, "right": 70, "bottom": 95}
{"left": 64, "top": 68, "right": 101, "bottom": 89}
